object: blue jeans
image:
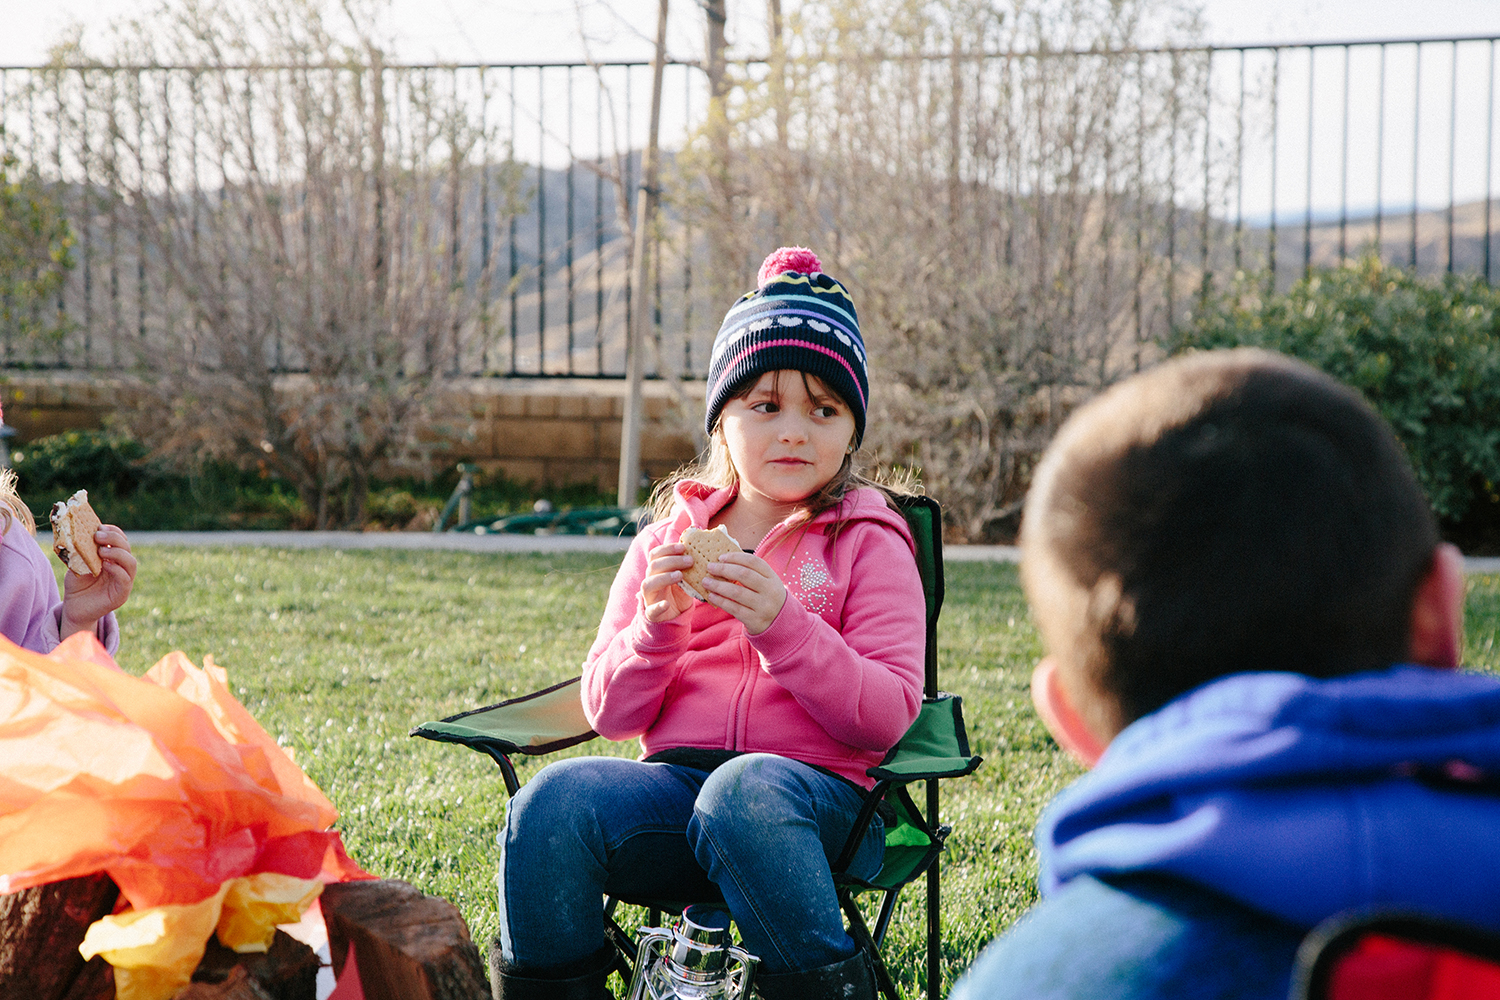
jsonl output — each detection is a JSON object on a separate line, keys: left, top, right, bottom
{"left": 496, "top": 752, "right": 885, "bottom": 976}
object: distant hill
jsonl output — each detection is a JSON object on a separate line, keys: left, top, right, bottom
{"left": 473, "top": 149, "right": 719, "bottom": 379}
{"left": 1241, "top": 198, "right": 1500, "bottom": 287}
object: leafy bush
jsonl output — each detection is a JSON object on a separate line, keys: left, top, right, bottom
{"left": 13, "top": 429, "right": 306, "bottom": 529}
{"left": 10, "top": 430, "right": 618, "bottom": 531}
{"left": 1172, "top": 255, "right": 1500, "bottom": 538}
{"left": 0, "top": 136, "right": 74, "bottom": 344}
{"left": 364, "top": 489, "right": 425, "bottom": 530}
{"left": 13, "top": 429, "right": 149, "bottom": 503}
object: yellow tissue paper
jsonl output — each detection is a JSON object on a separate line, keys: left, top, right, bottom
{"left": 78, "top": 872, "right": 324, "bottom": 1000}
{"left": 217, "top": 872, "right": 324, "bottom": 953}
{"left": 79, "top": 884, "right": 230, "bottom": 1000}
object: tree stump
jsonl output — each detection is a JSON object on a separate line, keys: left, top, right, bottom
{"left": 0, "top": 872, "right": 119, "bottom": 1000}
{"left": 321, "top": 879, "right": 489, "bottom": 1000}
{"left": 59, "top": 952, "right": 115, "bottom": 1000}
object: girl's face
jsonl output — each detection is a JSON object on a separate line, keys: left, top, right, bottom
{"left": 718, "top": 370, "right": 856, "bottom": 507}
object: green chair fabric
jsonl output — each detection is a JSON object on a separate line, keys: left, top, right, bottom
{"left": 868, "top": 695, "right": 983, "bottom": 784}
{"left": 410, "top": 494, "right": 981, "bottom": 1000}
{"left": 410, "top": 676, "right": 595, "bottom": 795}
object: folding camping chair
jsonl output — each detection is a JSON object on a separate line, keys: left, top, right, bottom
{"left": 411, "top": 495, "right": 982, "bottom": 1000}
{"left": 1291, "top": 911, "right": 1500, "bottom": 1000}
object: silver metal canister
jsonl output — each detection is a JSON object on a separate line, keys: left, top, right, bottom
{"left": 624, "top": 905, "right": 758, "bottom": 1000}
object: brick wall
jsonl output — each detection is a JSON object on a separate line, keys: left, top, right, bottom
{"left": 0, "top": 373, "right": 705, "bottom": 489}
{"left": 0, "top": 372, "right": 125, "bottom": 441}
{"left": 431, "top": 378, "right": 703, "bottom": 486}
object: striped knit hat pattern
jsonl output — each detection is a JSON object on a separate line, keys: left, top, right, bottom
{"left": 704, "top": 247, "right": 869, "bottom": 446}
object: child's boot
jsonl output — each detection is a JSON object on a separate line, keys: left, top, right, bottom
{"left": 489, "top": 938, "right": 616, "bottom": 1000}
{"left": 753, "top": 948, "right": 878, "bottom": 1000}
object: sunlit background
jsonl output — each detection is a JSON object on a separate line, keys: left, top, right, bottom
{"left": 7, "top": 0, "right": 1500, "bottom": 67}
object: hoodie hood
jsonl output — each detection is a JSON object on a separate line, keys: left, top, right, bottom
{"left": 667, "top": 479, "right": 915, "bottom": 556}
{"left": 1039, "top": 665, "right": 1500, "bottom": 931}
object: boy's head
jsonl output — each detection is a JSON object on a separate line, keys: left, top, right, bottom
{"left": 1021, "top": 348, "right": 1450, "bottom": 748}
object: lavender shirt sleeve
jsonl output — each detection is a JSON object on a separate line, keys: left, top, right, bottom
{"left": 0, "top": 516, "right": 120, "bottom": 655}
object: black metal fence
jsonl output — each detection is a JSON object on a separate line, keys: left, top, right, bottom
{"left": 1, "top": 35, "right": 1496, "bottom": 377}
{"left": 0, "top": 59, "right": 711, "bottom": 377}
{"left": 1197, "top": 35, "right": 1500, "bottom": 285}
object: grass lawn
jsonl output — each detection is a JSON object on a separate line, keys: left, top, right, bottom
{"left": 96, "top": 546, "right": 1500, "bottom": 997}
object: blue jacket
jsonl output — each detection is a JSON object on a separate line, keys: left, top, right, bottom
{"left": 952, "top": 666, "right": 1500, "bottom": 999}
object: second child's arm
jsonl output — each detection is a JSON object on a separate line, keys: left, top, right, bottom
{"left": 60, "top": 524, "right": 136, "bottom": 643}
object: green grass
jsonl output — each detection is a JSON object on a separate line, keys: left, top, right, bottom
{"left": 83, "top": 548, "right": 1500, "bottom": 997}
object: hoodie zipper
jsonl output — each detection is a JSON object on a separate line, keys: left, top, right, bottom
{"left": 728, "top": 520, "right": 804, "bottom": 749}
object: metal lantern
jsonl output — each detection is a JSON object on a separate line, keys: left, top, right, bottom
{"left": 624, "top": 904, "right": 758, "bottom": 1000}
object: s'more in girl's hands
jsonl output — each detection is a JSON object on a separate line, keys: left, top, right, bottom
{"left": 50, "top": 489, "right": 104, "bottom": 576}
{"left": 678, "top": 525, "right": 742, "bottom": 600}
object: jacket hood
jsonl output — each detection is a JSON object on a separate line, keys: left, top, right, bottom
{"left": 1039, "top": 665, "right": 1500, "bottom": 931}
{"left": 668, "top": 480, "right": 914, "bottom": 555}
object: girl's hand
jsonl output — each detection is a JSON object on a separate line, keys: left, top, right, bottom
{"left": 642, "top": 541, "right": 697, "bottom": 623}
{"left": 60, "top": 525, "right": 137, "bottom": 640}
{"left": 700, "top": 552, "right": 786, "bottom": 635}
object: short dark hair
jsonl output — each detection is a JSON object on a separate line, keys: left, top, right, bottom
{"left": 1021, "top": 348, "right": 1440, "bottom": 727}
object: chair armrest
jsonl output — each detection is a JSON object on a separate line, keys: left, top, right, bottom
{"left": 409, "top": 675, "right": 598, "bottom": 757}
{"left": 865, "top": 694, "right": 983, "bottom": 783}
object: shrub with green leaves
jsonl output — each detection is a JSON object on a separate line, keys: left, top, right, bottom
{"left": 11, "top": 428, "right": 619, "bottom": 531}
{"left": 14, "top": 428, "right": 303, "bottom": 529}
{"left": 13, "top": 429, "right": 148, "bottom": 501}
{"left": 0, "top": 138, "right": 74, "bottom": 344}
{"left": 1172, "top": 255, "right": 1500, "bottom": 525}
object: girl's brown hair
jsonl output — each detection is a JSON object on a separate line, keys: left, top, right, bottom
{"left": 649, "top": 370, "right": 915, "bottom": 534}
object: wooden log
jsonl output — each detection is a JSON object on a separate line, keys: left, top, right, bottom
{"left": 58, "top": 954, "right": 114, "bottom": 1000}
{"left": 177, "top": 965, "right": 275, "bottom": 1000}
{"left": 193, "top": 929, "right": 320, "bottom": 1000}
{"left": 321, "top": 879, "right": 489, "bottom": 1000}
{"left": 0, "top": 873, "right": 119, "bottom": 1000}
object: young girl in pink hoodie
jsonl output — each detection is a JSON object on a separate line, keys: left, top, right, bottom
{"left": 0, "top": 403, "right": 136, "bottom": 655}
{"left": 492, "top": 249, "right": 926, "bottom": 1000}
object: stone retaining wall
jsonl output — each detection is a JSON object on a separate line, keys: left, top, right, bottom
{"left": 0, "top": 373, "right": 705, "bottom": 489}
{"left": 431, "top": 378, "right": 704, "bottom": 486}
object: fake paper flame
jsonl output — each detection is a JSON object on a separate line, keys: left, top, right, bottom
{"left": 0, "top": 633, "right": 372, "bottom": 1000}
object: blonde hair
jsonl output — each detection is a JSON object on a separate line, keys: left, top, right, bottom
{"left": 0, "top": 467, "right": 36, "bottom": 535}
{"left": 650, "top": 370, "right": 916, "bottom": 533}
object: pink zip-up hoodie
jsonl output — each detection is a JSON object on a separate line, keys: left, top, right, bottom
{"left": 582, "top": 481, "right": 926, "bottom": 788}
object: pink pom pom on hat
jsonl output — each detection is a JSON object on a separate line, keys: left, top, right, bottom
{"left": 757, "top": 246, "right": 823, "bottom": 287}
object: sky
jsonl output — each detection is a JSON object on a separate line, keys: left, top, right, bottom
{"left": 6, "top": 0, "right": 1500, "bottom": 67}
{"left": 6, "top": 0, "right": 1500, "bottom": 221}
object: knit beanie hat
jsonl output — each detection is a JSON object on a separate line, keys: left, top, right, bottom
{"left": 704, "top": 247, "right": 869, "bottom": 446}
